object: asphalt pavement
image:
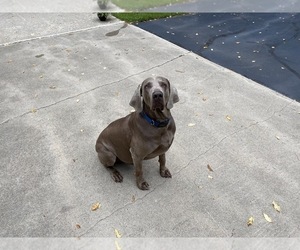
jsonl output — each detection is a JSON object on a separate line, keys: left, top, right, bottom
{"left": 0, "top": 13, "right": 300, "bottom": 246}
{"left": 136, "top": 13, "right": 300, "bottom": 101}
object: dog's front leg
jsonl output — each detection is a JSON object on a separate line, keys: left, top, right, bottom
{"left": 159, "top": 153, "right": 172, "bottom": 178}
{"left": 130, "top": 148, "right": 149, "bottom": 190}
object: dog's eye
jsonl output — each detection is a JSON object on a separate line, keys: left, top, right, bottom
{"left": 161, "top": 83, "right": 167, "bottom": 89}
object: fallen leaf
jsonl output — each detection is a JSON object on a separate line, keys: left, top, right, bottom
{"left": 247, "top": 216, "right": 254, "bottom": 226}
{"left": 275, "top": 136, "right": 280, "bottom": 140}
{"left": 49, "top": 86, "right": 56, "bottom": 89}
{"left": 80, "top": 129, "right": 84, "bottom": 132}
{"left": 76, "top": 99, "right": 80, "bottom": 103}
{"left": 91, "top": 202, "right": 101, "bottom": 211}
{"left": 207, "top": 164, "right": 214, "bottom": 172}
{"left": 175, "top": 69, "right": 185, "bottom": 73}
{"left": 132, "top": 195, "right": 136, "bottom": 203}
{"left": 114, "top": 229, "right": 122, "bottom": 238}
{"left": 35, "top": 54, "right": 44, "bottom": 58}
{"left": 208, "top": 175, "right": 213, "bottom": 179}
{"left": 115, "top": 240, "right": 122, "bottom": 250}
{"left": 31, "top": 108, "right": 37, "bottom": 113}
{"left": 75, "top": 224, "right": 81, "bottom": 229}
{"left": 202, "top": 97, "right": 207, "bottom": 101}
{"left": 263, "top": 213, "right": 272, "bottom": 223}
{"left": 272, "top": 201, "right": 281, "bottom": 212}
{"left": 188, "top": 123, "right": 196, "bottom": 127}
{"left": 226, "top": 115, "right": 232, "bottom": 121}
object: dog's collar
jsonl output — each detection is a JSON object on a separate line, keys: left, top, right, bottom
{"left": 140, "top": 111, "right": 170, "bottom": 128}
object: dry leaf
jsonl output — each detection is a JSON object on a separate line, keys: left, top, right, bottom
{"left": 226, "top": 115, "right": 232, "bottom": 121}
{"left": 247, "top": 216, "right": 254, "bottom": 226}
{"left": 208, "top": 175, "right": 213, "bottom": 179}
{"left": 275, "top": 136, "right": 280, "bottom": 140}
{"left": 263, "top": 213, "right": 272, "bottom": 223}
{"left": 272, "top": 201, "right": 281, "bottom": 212}
{"left": 202, "top": 97, "right": 207, "bottom": 101}
{"left": 188, "top": 123, "right": 196, "bottom": 127}
{"left": 115, "top": 240, "right": 122, "bottom": 250}
{"left": 207, "top": 164, "right": 214, "bottom": 172}
{"left": 132, "top": 195, "right": 136, "bottom": 203}
{"left": 75, "top": 224, "right": 81, "bottom": 229}
{"left": 91, "top": 202, "right": 101, "bottom": 211}
{"left": 114, "top": 229, "right": 122, "bottom": 238}
{"left": 76, "top": 99, "right": 80, "bottom": 103}
{"left": 31, "top": 108, "right": 37, "bottom": 113}
{"left": 175, "top": 69, "right": 185, "bottom": 73}
{"left": 49, "top": 86, "right": 56, "bottom": 89}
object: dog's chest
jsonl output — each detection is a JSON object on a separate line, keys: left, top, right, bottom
{"left": 147, "top": 130, "right": 174, "bottom": 158}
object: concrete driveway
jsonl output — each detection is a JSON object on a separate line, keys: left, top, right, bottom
{"left": 0, "top": 13, "right": 299, "bottom": 242}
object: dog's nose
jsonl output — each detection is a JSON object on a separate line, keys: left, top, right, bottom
{"left": 153, "top": 91, "right": 163, "bottom": 100}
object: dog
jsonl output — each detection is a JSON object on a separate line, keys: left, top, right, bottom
{"left": 95, "top": 76, "right": 179, "bottom": 190}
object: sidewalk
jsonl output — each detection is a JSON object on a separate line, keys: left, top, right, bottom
{"left": 0, "top": 14, "right": 299, "bottom": 238}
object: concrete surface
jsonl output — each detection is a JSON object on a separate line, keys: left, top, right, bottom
{"left": 0, "top": 13, "right": 300, "bottom": 239}
{"left": 1, "top": 0, "right": 123, "bottom": 12}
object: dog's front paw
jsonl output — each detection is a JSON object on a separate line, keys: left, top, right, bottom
{"left": 160, "top": 168, "right": 172, "bottom": 178}
{"left": 137, "top": 180, "right": 149, "bottom": 190}
{"left": 111, "top": 170, "right": 123, "bottom": 182}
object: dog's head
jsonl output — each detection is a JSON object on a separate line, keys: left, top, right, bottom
{"left": 129, "top": 76, "right": 179, "bottom": 112}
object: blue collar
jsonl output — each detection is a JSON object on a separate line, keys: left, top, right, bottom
{"left": 140, "top": 111, "right": 170, "bottom": 128}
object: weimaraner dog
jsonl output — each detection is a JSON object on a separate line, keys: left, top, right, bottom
{"left": 95, "top": 76, "right": 179, "bottom": 190}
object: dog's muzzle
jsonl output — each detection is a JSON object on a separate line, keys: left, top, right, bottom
{"left": 152, "top": 91, "right": 164, "bottom": 111}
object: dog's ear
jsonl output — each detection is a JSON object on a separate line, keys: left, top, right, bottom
{"left": 129, "top": 84, "right": 143, "bottom": 112}
{"left": 167, "top": 85, "right": 179, "bottom": 110}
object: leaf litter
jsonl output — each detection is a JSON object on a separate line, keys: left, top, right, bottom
{"left": 272, "top": 201, "right": 281, "bottom": 212}
{"left": 114, "top": 229, "right": 122, "bottom": 238}
{"left": 207, "top": 164, "right": 214, "bottom": 172}
{"left": 247, "top": 217, "right": 254, "bottom": 226}
{"left": 91, "top": 202, "right": 101, "bottom": 211}
{"left": 263, "top": 213, "right": 272, "bottom": 223}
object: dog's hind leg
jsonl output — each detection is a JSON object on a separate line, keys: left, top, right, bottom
{"left": 96, "top": 142, "right": 123, "bottom": 182}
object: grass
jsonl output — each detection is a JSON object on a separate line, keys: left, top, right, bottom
{"left": 111, "top": 0, "right": 188, "bottom": 11}
{"left": 113, "top": 12, "right": 184, "bottom": 23}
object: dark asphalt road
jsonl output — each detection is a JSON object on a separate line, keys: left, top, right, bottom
{"left": 136, "top": 13, "right": 300, "bottom": 101}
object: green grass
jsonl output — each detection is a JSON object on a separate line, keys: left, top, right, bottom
{"left": 112, "top": 0, "right": 187, "bottom": 11}
{"left": 113, "top": 12, "right": 184, "bottom": 23}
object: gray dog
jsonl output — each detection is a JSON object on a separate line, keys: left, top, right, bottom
{"left": 95, "top": 76, "right": 179, "bottom": 190}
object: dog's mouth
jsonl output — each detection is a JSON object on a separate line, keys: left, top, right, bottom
{"left": 152, "top": 102, "right": 164, "bottom": 111}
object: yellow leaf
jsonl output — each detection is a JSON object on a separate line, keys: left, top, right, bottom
{"left": 91, "top": 202, "right": 101, "bottom": 211}
{"left": 272, "top": 201, "right": 281, "bottom": 212}
{"left": 115, "top": 229, "right": 122, "bottom": 238}
{"left": 247, "top": 216, "right": 254, "bottom": 226}
{"left": 263, "top": 213, "right": 272, "bottom": 223}
{"left": 115, "top": 240, "right": 122, "bottom": 250}
{"left": 226, "top": 115, "right": 232, "bottom": 121}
